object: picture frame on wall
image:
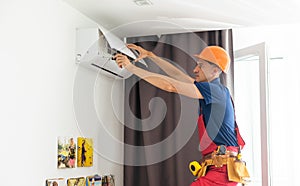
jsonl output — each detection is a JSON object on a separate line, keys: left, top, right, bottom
{"left": 67, "top": 177, "right": 85, "bottom": 186}
{"left": 45, "top": 178, "right": 64, "bottom": 186}
{"left": 77, "top": 137, "right": 93, "bottom": 167}
{"left": 86, "top": 174, "right": 102, "bottom": 186}
{"left": 57, "top": 136, "right": 76, "bottom": 169}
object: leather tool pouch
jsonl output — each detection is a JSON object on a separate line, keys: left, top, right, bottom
{"left": 227, "top": 157, "right": 250, "bottom": 184}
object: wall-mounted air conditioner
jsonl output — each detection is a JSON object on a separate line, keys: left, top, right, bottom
{"left": 75, "top": 25, "right": 146, "bottom": 79}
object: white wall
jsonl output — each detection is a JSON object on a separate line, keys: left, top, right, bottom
{"left": 0, "top": 0, "right": 123, "bottom": 185}
{"left": 233, "top": 23, "right": 300, "bottom": 58}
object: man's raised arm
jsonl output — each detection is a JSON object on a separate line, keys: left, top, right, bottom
{"left": 127, "top": 44, "right": 194, "bottom": 83}
{"left": 114, "top": 53, "right": 202, "bottom": 99}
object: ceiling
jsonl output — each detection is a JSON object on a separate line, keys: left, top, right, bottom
{"left": 64, "top": 0, "right": 300, "bottom": 38}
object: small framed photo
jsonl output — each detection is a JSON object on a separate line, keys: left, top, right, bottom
{"left": 57, "top": 136, "right": 76, "bottom": 169}
{"left": 77, "top": 137, "right": 93, "bottom": 167}
{"left": 45, "top": 178, "right": 64, "bottom": 186}
{"left": 67, "top": 177, "right": 85, "bottom": 186}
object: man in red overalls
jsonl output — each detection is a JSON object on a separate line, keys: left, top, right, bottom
{"left": 190, "top": 47, "right": 246, "bottom": 185}
{"left": 114, "top": 44, "right": 245, "bottom": 186}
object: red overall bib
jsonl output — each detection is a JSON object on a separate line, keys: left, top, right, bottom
{"left": 198, "top": 114, "right": 245, "bottom": 157}
{"left": 190, "top": 112, "right": 245, "bottom": 186}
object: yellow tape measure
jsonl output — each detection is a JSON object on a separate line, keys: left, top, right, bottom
{"left": 189, "top": 161, "right": 202, "bottom": 176}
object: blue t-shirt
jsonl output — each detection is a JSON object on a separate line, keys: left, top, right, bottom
{"left": 194, "top": 78, "right": 238, "bottom": 147}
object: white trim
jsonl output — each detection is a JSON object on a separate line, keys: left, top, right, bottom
{"left": 234, "top": 42, "right": 269, "bottom": 186}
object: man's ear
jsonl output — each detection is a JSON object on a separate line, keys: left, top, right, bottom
{"left": 212, "top": 67, "right": 221, "bottom": 76}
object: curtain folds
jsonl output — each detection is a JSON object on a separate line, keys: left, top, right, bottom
{"left": 124, "top": 29, "right": 234, "bottom": 186}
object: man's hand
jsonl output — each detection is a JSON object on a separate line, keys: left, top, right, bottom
{"left": 127, "top": 44, "right": 155, "bottom": 62}
{"left": 113, "top": 53, "right": 131, "bottom": 68}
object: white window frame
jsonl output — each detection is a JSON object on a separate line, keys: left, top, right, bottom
{"left": 234, "top": 42, "right": 270, "bottom": 186}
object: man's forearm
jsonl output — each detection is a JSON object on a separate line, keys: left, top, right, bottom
{"left": 148, "top": 54, "right": 194, "bottom": 83}
{"left": 125, "top": 63, "right": 175, "bottom": 92}
{"left": 124, "top": 63, "right": 202, "bottom": 99}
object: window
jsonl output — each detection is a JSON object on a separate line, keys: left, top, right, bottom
{"left": 234, "top": 43, "right": 269, "bottom": 186}
{"left": 234, "top": 40, "right": 300, "bottom": 186}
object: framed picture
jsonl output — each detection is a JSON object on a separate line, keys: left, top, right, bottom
{"left": 67, "top": 177, "right": 85, "bottom": 186}
{"left": 57, "top": 136, "right": 76, "bottom": 168}
{"left": 45, "top": 178, "right": 64, "bottom": 186}
{"left": 86, "top": 174, "right": 101, "bottom": 186}
{"left": 102, "top": 175, "right": 115, "bottom": 186}
{"left": 77, "top": 137, "right": 93, "bottom": 167}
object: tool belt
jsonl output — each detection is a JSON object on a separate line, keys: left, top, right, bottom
{"left": 189, "top": 146, "right": 250, "bottom": 184}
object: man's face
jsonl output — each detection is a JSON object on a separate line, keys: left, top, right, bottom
{"left": 193, "top": 59, "right": 216, "bottom": 82}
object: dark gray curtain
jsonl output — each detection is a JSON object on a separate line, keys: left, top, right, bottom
{"left": 124, "top": 30, "right": 234, "bottom": 186}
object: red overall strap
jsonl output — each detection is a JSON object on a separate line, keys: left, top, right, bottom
{"left": 197, "top": 98, "right": 246, "bottom": 156}
{"left": 231, "top": 97, "right": 246, "bottom": 149}
{"left": 197, "top": 115, "right": 218, "bottom": 156}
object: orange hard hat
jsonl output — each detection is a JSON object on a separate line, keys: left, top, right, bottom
{"left": 194, "top": 46, "right": 230, "bottom": 73}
